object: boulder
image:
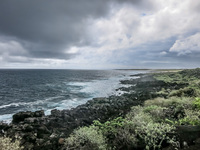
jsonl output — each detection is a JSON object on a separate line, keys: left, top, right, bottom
{"left": 176, "top": 125, "right": 200, "bottom": 146}
{"left": 12, "top": 111, "right": 34, "bottom": 124}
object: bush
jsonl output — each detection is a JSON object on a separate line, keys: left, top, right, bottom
{"left": 143, "top": 105, "right": 166, "bottom": 121}
{"left": 193, "top": 97, "right": 200, "bottom": 109}
{"left": 154, "top": 72, "right": 183, "bottom": 83}
{"left": 113, "top": 124, "right": 138, "bottom": 149}
{"left": 93, "top": 117, "right": 138, "bottom": 149}
{"left": 0, "top": 136, "right": 23, "bottom": 150}
{"left": 126, "top": 106, "right": 153, "bottom": 122}
{"left": 135, "top": 121, "right": 175, "bottom": 150}
{"left": 144, "top": 97, "right": 167, "bottom": 107}
{"left": 144, "top": 97, "right": 196, "bottom": 121}
{"left": 64, "top": 105, "right": 177, "bottom": 150}
{"left": 126, "top": 106, "right": 176, "bottom": 150}
{"left": 156, "top": 88, "right": 170, "bottom": 97}
{"left": 178, "top": 109, "right": 200, "bottom": 125}
{"left": 169, "top": 87, "right": 197, "bottom": 97}
{"left": 154, "top": 73, "right": 175, "bottom": 83}
{"left": 64, "top": 126, "right": 107, "bottom": 150}
{"left": 144, "top": 97, "right": 194, "bottom": 110}
{"left": 93, "top": 117, "right": 125, "bottom": 139}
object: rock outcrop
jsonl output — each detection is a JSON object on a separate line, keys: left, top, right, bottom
{"left": 0, "top": 74, "right": 189, "bottom": 150}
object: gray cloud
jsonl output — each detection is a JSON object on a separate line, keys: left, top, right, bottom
{"left": 0, "top": 0, "right": 147, "bottom": 60}
{"left": 0, "top": 0, "right": 199, "bottom": 69}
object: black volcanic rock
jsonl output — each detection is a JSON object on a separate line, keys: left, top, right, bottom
{"left": 0, "top": 74, "right": 189, "bottom": 150}
{"left": 12, "top": 110, "right": 44, "bottom": 124}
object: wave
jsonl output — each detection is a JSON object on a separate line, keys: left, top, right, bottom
{"left": 0, "top": 102, "right": 27, "bottom": 109}
{"left": 0, "top": 70, "right": 148, "bottom": 122}
{"left": 0, "top": 96, "right": 64, "bottom": 109}
{"left": 45, "top": 98, "right": 90, "bottom": 115}
{"left": 0, "top": 97, "right": 90, "bottom": 121}
{"left": 0, "top": 114, "right": 13, "bottom": 123}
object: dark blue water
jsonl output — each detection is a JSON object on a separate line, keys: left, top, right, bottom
{"left": 0, "top": 69, "right": 146, "bottom": 122}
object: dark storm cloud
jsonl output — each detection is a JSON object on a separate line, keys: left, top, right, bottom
{"left": 0, "top": 0, "right": 146, "bottom": 60}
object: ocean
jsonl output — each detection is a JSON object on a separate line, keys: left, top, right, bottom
{"left": 0, "top": 69, "right": 147, "bottom": 123}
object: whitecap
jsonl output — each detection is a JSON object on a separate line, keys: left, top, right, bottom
{"left": 0, "top": 114, "right": 13, "bottom": 123}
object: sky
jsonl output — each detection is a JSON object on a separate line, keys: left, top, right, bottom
{"left": 0, "top": 0, "right": 200, "bottom": 69}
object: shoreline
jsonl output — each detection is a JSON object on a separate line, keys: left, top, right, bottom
{"left": 0, "top": 71, "right": 187, "bottom": 149}
{"left": 0, "top": 70, "right": 145, "bottom": 124}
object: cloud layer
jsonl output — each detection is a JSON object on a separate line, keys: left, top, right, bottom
{"left": 170, "top": 33, "right": 200, "bottom": 55}
{"left": 0, "top": 0, "right": 200, "bottom": 69}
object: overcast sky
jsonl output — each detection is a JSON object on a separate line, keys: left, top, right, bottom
{"left": 0, "top": 0, "right": 200, "bottom": 69}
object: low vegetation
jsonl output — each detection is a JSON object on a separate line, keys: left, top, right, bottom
{"left": 1, "top": 69, "right": 200, "bottom": 149}
{"left": 0, "top": 136, "right": 23, "bottom": 150}
{"left": 65, "top": 104, "right": 178, "bottom": 150}
{"left": 63, "top": 68, "right": 200, "bottom": 150}
{"left": 154, "top": 68, "right": 200, "bottom": 98}
{"left": 64, "top": 126, "right": 107, "bottom": 150}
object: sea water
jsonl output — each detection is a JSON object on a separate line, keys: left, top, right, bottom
{"left": 0, "top": 69, "right": 147, "bottom": 123}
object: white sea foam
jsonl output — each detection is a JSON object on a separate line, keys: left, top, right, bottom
{"left": 0, "top": 114, "right": 13, "bottom": 124}
{"left": 0, "top": 70, "right": 148, "bottom": 122}
{"left": 66, "top": 73, "right": 138, "bottom": 98}
{"left": 0, "top": 96, "right": 64, "bottom": 109}
{"left": 44, "top": 98, "right": 90, "bottom": 115}
{"left": 0, "top": 102, "right": 27, "bottom": 109}
{"left": 0, "top": 96, "right": 65, "bottom": 122}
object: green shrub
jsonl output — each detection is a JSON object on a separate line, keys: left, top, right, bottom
{"left": 143, "top": 105, "right": 161, "bottom": 112}
{"left": 93, "top": 117, "right": 125, "bottom": 138}
{"left": 166, "top": 109, "right": 200, "bottom": 126}
{"left": 126, "top": 106, "right": 176, "bottom": 150}
{"left": 64, "top": 105, "right": 177, "bottom": 150}
{"left": 154, "top": 73, "right": 176, "bottom": 83}
{"left": 126, "top": 106, "right": 153, "bottom": 125}
{"left": 135, "top": 121, "right": 175, "bottom": 150}
{"left": 64, "top": 126, "right": 107, "bottom": 150}
{"left": 111, "top": 106, "right": 175, "bottom": 150}
{"left": 0, "top": 136, "right": 23, "bottom": 150}
{"left": 156, "top": 88, "right": 170, "bottom": 97}
{"left": 93, "top": 117, "right": 129, "bottom": 149}
{"left": 143, "top": 105, "right": 166, "bottom": 121}
{"left": 169, "top": 87, "right": 197, "bottom": 97}
{"left": 113, "top": 124, "right": 138, "bottom": 149}
{"left": 154, "top": 72, "right": 183, "bottom": 83}
{"left": 144, "top": 97, "right": 193, "bottom": 110}
{"left": 154, "top": 70, "right": 200, "bottom": 84}
{"left": 178, "top": 109, "right": 200, "bottom": 125}
{"left": 145, "top": 97, "right": 166, "bottom": 107}
{"left": 193, "top": 97, "right": 200, "bottom": 109}
{"left": 154, "top": 69, "right": 200, "bottom": 98}
{"left": 144, "top": 97, "right": 196, "bottom": 122}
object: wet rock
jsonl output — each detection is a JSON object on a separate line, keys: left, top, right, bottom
{"left": 37, "top": 125, "right": 50, "bottom": 134}
{"left": 176, "top": 125, "right": 200, "bottom": 146}
{"left": 12, "top": 110, "right": 45, "bottom": 124}
{"left": 23, "top": 124, "right": 34, "bottom": 132}
{"left": 51, "top": 109, "right": 61, "bottom": 117}
{"left": 34, "top": 110, "right": 45, "bottom": 117}
{"left": 0, "top": 73, "right": 191, "bottom": 150}
{"left": 12, "top": 111, "right": 34, "bottom": 124}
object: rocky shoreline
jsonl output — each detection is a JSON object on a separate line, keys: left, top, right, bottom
{"left": 0, "top": 73, "right": 190, "bottom": 149}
